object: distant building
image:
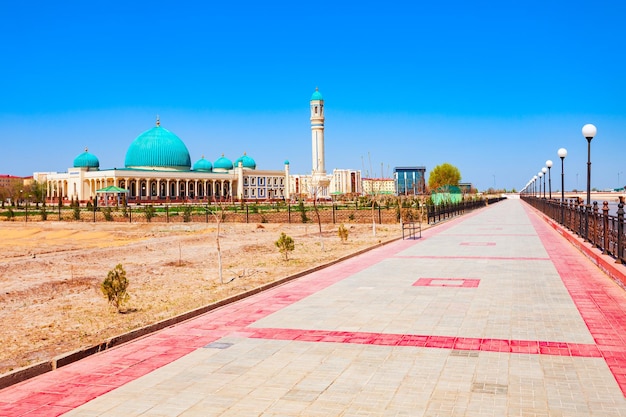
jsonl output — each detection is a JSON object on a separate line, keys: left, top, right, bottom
{"left": 394, "top": 166, "right": 426, "bottom": 195}
{"left": 0, "top": 174, "right": 26, "bottom": 188}
{"left": 288, "top": 88, "right": 362, "bottom": 200}
{"left": 362, "top": 178, "right": 395, "bottom": 195}
{"left": 458, "top": 182, "right": 473, "bottom": 193}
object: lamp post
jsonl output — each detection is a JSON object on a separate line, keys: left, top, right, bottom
{"left": 558, "top": 148, "right": 567, "bottom": 224}
{"left": 538, "top": 172, "right": 543, "bottom": 199}
{"left": 582, "top": 123, "right": 597, "bottom": 205}
{"left": 541, "top": 167, "right": 547, "bottom": 198}
{"left": 533, "top": 175, "right": 538, "bottom": 198}
{"left": 582, "top": 123, "right": 597, "bottom": 240}
{"left": 546, "top": 160, "right": 553, "bottom": 199}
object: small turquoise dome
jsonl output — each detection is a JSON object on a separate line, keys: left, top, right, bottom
{"left": 310, "top": 87, "right": 323, "bottom": 101}
{"left": 193, "top": 156, "right": 213, "bottom": 172}
{"left": 213, "top": 154, "right": 233, "bottom": 171}
{"left": 125, "top": 120, "right": 191, "bottom": 170}
{"left": 73, "top": 148, "right": 100, "bottom": 169}
{"left": 284, "top": 160, "right": 290, "bottom": 165}
{"left": 234, "top": 153, "right": 256, "bottom": 169}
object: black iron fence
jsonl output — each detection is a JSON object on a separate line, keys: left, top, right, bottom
{"left": 1, "top": 197, "right": 505, "bottom": 225}
{"left": 522, "top": 196, "right": 626, "bottom": 264}
{"left": 426, "top": 197, "right": 506, "bottom": 225}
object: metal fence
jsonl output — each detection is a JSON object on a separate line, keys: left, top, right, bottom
{"left": 522, "top": 196, "right": 626, "bottom": 264}
{"left": 1, "top": 198, "right": 505, "bottom": 225}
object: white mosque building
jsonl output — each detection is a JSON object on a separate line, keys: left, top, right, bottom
{"left": 36, "top": 88, "right": 360, "bottom": 205}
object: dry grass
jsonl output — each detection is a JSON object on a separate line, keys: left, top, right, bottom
{"left": 0, "top": 221, "right": 404, "bottom": 374}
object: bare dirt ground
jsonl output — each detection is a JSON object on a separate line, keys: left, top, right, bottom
{"left": 0, "top": 220, "right": 406, "bottom": 375}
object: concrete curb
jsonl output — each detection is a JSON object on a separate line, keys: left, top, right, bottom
{"left": 0, "top": 235, "right": 403, "bottom": 391}
{"left": 534, "top": 210, "right": 626, "bottom": 290}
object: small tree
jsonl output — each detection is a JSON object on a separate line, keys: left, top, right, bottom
{"left": 144, "top": 205, "right": 155, "bottom": 222}
{"left": 102, "top": 207, "right": 113, "bottom": 221}
{"left": 102, "top": 264, "right": 129, "bottom": 312}
{"left": 182, "top": 205, "right": 193, "bottom": 222}
{"left": 338, "top": 224, "right": 349, "bottom": 243}
{"left": 275, "top": 232, "right": 295, "bottom": 260}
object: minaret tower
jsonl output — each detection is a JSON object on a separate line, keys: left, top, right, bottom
{"left": 310, "top": 87, "right": 325, "bottom": 176}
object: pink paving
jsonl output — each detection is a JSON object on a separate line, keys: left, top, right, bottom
{"left": 524, "top": 204, "right": 626, "bottom": 395}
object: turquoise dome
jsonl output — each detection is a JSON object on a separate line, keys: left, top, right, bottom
{"left": 213, "top": 154, "right": 233, "bottom": 171}
{"left": 193, "top": 156, "right": 213, "bottom": 172}
{"left": 310, "top": 87, "right": 323, "bottom": 101}
{"left": 124, "top": 122, "right": 191, "bottom": 170}
{"left": 234, "top": 153, "right": 256, "bottom": 169}
{"left": 73, "top": 148, "right": 100, "bottom": 169}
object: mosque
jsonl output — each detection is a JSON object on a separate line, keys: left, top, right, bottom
{"left": 36, "top": 88, "right": 361, "bottom": 204}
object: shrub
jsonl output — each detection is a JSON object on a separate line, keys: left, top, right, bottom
{"left": 298, "top": 200, "right": 309, "bottom": 223}
{"left": 102, "top": 264, "right": 129, "bottom": 312}
{"left": 144, "top": 205, "right": 155, "bottom": 222}
{"left": 102, "top": 207, "right": 113, "bottom": 221}
{"left": 40, "top": 207, "right": 47, "bottom": 221}
{"left": 72, "top": 205, "right": 81, "bottom": 220}
{"left": 182, "top": 205, "right": 192, "bottom": 222}
{"left": 338, "top": 224, "right": 349, "bottom": 243}
{"left": 6, "top": 207, "right": 15, "bottom": 221}
{"left": 275, "top": 232, "right": 295, "bottom": 260}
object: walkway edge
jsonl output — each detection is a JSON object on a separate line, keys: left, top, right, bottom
{"left": 0, "top": 235, "right": 404, "bottom": 391}
{"left": 531, "top": 207, "right": 626, "bottom": 290}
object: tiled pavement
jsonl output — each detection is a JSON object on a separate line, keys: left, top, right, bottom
{"left": 3, "top": 198, "right": 626, "bottom": 416}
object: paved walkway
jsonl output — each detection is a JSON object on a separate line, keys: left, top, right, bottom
{"left": 3, "top": 199, "right": 626, "bottom": 416}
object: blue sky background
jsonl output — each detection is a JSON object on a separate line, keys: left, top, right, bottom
{"left": 1, "top": 0, "right": 624, "bottom": 192}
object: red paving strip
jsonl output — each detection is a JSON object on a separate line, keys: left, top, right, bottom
{"left": 524, "top": 203, "right": 626, "bottom": 396}
{"left": 245, "top": 327, "right": 600, "bottom": 357}
{"left": 413, "top": 278, "right": 480, "bottom": 288}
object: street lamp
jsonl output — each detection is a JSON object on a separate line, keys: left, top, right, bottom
{"left": 558, "top": 148, "right": 567, "bottom": 224}
{"left": 541, "top": 167, "right": 547, "bottom": 198}
{"left": 582, "top": 124, "right": 597, "bottom": 205}
{"left": 546, "top": 160, "right": 553, "bottom": 199}
{"left": 538, "top": 172, "right": 543, "bottom": 199}
{"left": 582, "top": 123, "right": 597, "bottom": 240}
{"left": 533, "top": 175, "right": 538, "bottom": 197}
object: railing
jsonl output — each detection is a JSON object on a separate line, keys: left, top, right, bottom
{"left": 522, "top": 196, "right": 626, "bottom": 264}
{"left": 426, "top": 197, "right": 506, "bottom": 225}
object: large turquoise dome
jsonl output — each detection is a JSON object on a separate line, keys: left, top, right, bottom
{"left": 73, "top": 148, "right": 99, "bottom": 169}
{"left": 234, "top": 153, "right": 256, "bottom": 169}
{"left": 124, "top": 122, "right": 191, "bottom": 170}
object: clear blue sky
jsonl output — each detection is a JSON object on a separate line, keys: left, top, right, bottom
{"left": 1, "top": 0, "right": 624, "bottom": 192}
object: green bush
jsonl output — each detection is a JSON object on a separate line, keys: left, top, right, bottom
{"left": 145, "top": 205, "right": 155, "bottom": 222}
{"left": 73, "top": 206, "right": 81, "bottom": 220}
{"left": 102, "top": 207, "right": 113, "bottom": 221}
{"left": 182, "top": 205, "right": 193, "bottom": 222}
{"left": 102, "top": 264, "right": 130, "bottom": 312}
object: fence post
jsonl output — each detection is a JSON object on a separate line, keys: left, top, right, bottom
{"left": 378, "top": 204, "right": 381, "bottom": 224}
{"left": 288, "top": 202, "right": 291, "bottom": 224}
{"left": 246, "top": 204, "right": 249, "bottom": 223}
{"left": 592, "top": 201, "right": 599, "bottom": 247}
{"left": 602, "top": 201, "right": 609, "bottom": 255}
{"left": 617, "top": 197, "right": 624, "bottom": 264}
{"left": 332, "top": 204, "right": 336, "bottom": 224}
